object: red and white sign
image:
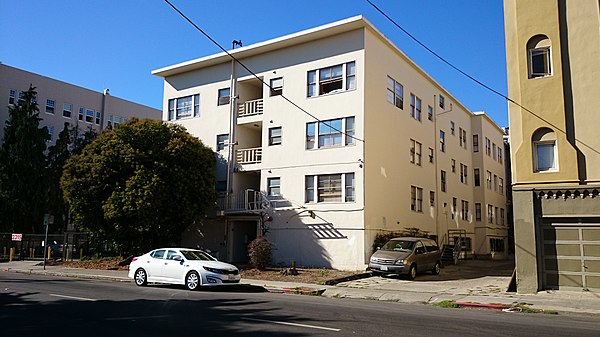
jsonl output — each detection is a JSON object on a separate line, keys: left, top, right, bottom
{"left": 11, "top": 233, "right": 22, "bottom": 241}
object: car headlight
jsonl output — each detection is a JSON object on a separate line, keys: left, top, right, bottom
{"left": 203, "top": 266, "right": 223, "bottom": 274}
{"left": 394, "top": 259, "right": 404, "bottom": 266}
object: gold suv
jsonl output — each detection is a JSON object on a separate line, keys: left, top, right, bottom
{"left": 369, "top": 237, "right": 442, "bottom": 279}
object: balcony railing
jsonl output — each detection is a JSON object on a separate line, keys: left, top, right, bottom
{"left": 238, "top": 98, "right": 263, "bottom": 117}
{"left": 217, "top": 190, "right": 270, "bottom": 213}
{"left": 236, "top": 147, "right": 262, "bottom": 164}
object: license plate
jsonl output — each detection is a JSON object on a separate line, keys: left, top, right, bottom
{"left": 380, "top": 265, "right": 388, "bottom": 271}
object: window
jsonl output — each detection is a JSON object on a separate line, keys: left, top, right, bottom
{"left": 107, "top": 115, "right": 113, "bottom": 128}
{"left": 308, "top": 61, "right": 355, "bottom": 97}
{"left": 499, "top": 178, "right": 504, "bottom": 195}
{"left": 458, "top": 127, "right": 467, "bottom": 148}
{"left": 475, "top": 203, "right": 482, "bottom": 222}
{"left": 305, "top": 173, "right": 354, "bottom": 203}
{"left": 8, "top": 89, "right": 15, "bottom": 104}
{"left": 85, "top": 109, "right": 94, "bottom": 123}
{"left": 460, "top": 163, "right": 468, "bottom": 184}
{"left": 487, "top": 204, "right": 494, "bottom": 223}
{"left": 439, "top": 130, "right": 446, "bottom": 152}
{"left": 428, "top": 105, "right": 433, "bottom": 121}
{"left": 486, "top": 171, "right": 492, "bottom": 189}
{"left": 319, "top": 174, "right": 342, "bottom": 202}
{"left": 473, "top": 134, "right": 479, "bottom": 152}
{"left": 216, "top": 134, "right": 229, "bottom": 151}
{"left": 63, "top": 103, "right": 72, "bottom": 118}
{"left": 306, "top": 117, "right": 355, "bottom": 149}
{"left": 439, "top": 95, "right": 445, "bottom": 109}
{"left": 46, "top": 99, "right": 55, "bottom": 114}
{"left": 528, "top": 35, "right": 552, "bottom": 78}
{"left": 169, "top": 95, "right": 200, "bottom": 120}
{"left": 452, "top": 197, "right": 457, "bottom": 219}
{"left": 461, "top": 200, "right": 469, "bottom": 221}
{"left": 387, "top": 76, "right": 403, "bottom": 109}
{"left": 218, "top": 88, "right": 230, "bottom": 106}
{"left": 498, "top": 148, "right": 503, "bottom": 164}
{"left": 429, "top": 191, "right": 435, "bottom": 206}
{"left": 95, "top": 111, "right": 101, "bottom": 125}
{"left": 494, "top": 174, "right": 498, "bottom": 191}
{"left": 267, "top": 178, "right": 281, "bottom": 196}
{"left": 450, "top": 121, "right": 455, "bottom": 135}
{"left": 411, "top": 186, "right": 423, "bottom": 212}
{"left": 345, "top": 117, "right": 355, "bottom": 145}
{"left": 410, "top": 139, "right": 422, "bottom": 166}
{"left": 474, "top": 168, "right": 480, "bottom": 187}
{"left": 500, "top": 208, "right": 505, "bottom": 225}
{"left": 533, "top": 128, "right": 557, "bottom": 172}
{"left": 270, "top": 77, "right": 283, "bottom": 96}
{"left": 269, "top": 127, "right": 282, "bottom": 146}
{"left": 485, "top": 137, "right": 491, "bottom": 156}
{"left": 18, "top": 91, "right": 26, "bottom": 103}
{"left": 114, "top": 116, "right": 122, "bottom": 127}
{"left": 409, "top": 94, "right": 421, "bottom": 121}
{"left": 429, "top": 147, "right": 434, "bottom": 163}
{"left": 451, "top": 159, "right": 456, "bottom": 173}
{"left": 47, "top": 126, "right": 54, "bottom": 141}
{"left": 441, "top": 170, "right": 447, "bottom": 192}
{"left": 490, "top": 238, "right": 505, "bottom": 252}
{"left": 492, "top": 143, "right": 497, "bottom": 160}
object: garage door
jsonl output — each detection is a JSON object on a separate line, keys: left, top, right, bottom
{"left": 541, "top": 223, "right": 600, "bottom": 290}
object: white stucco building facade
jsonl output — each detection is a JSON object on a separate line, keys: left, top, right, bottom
{"left": 154, "top": 16, "right": 507, "bottom": 270}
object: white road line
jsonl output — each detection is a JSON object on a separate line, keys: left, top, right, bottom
{"left": 49, "top": 293, "right": 97, "bottom": 301}
{"left": 105, "top": 315, "right": 171, "bottom": 321}
{"left": 241, "top": 317, "right": 341, "bottom": 332}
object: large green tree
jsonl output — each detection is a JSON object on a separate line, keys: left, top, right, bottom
{"left": 61, "top": 118, "right": 215, "bottom": 255}
{"left": 0, "top": 86, "right": 49, "bottom": 233}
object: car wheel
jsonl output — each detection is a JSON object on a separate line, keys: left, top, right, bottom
{"left": 432, "top": 261, "right": 441, "bottom": 275}
{"left": 134, "top": 268, "right": 147, "bottom": 286}
{"left": 185, "top": 271, "right": 201, "bottom": 290}
{"left": 408, "top": 264, "right": 417, "bottom": 280}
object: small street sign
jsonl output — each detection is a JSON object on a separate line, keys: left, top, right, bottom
{"left": 11, "top": 233, "right": 23, "bottom": 241}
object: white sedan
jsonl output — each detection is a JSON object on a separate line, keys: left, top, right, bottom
{"left": 128, "top": 248, "right": 241, "bottom": 290}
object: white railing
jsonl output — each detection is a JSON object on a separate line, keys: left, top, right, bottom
{"left": 236, "top": 147, "right": 262, "bottom": 164}
{"left": 216, "top": 190, "right": 272, "bottom": 213}
{"left": 238, "top": 98, "right": 264, "bottom": 117}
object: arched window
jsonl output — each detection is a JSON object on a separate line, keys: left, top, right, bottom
{"left": 532, "top": 128, "right": 557, "bottom": 172}
{"left": 527, "top": 35, "right": 552, "bottom": 78}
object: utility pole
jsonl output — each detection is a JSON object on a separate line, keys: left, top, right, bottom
{"left": 225, "top": 40, "right": 242, "bottom": 199}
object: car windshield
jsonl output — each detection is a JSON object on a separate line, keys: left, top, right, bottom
{"left": 180, "top": 250, "right": 216, "bottom": 261}
{"left": 381, "top": 240, "right": 415, "bottom": 252}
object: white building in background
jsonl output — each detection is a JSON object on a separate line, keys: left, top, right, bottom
{"left": 153, "top": 16, "right": 507, "bottom": 270}
{"left": 1, "top": 64, "right": 161, "bottom": 145}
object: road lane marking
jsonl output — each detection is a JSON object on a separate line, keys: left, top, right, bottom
{"left": 241, "top": 317, "right": 341, "bottom": 332}
{"left": 49, "top": 293, "right": 97, "bottom": 301}
{"left": 106, "top": 315, "right": 171, "bottom": 321}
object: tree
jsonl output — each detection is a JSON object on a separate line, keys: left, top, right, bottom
{"left": 0, "top": 86, "right": 49, "bottom": 233}
{"left": 46, "top": 123, "right": 97, "bottom": 232}
{"left": 61, "top": 118, "right": 215, "bottom": 255}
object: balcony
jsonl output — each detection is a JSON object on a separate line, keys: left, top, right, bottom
{"left": 217, "top": 189, "right": 269, "bottom": 214}
{"left": 236, "top": 147, "right": 262, "bottom": 165}
{"left": 238, "top": 98, "right": 263, "bottom": 118}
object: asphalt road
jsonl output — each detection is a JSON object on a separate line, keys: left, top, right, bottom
{"left": 1, "top": 272, "right": 599, "bottom": 337}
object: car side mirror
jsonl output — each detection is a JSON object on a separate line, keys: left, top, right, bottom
{"left": 376, "top": 247, "right": 381, "bottom": 251}
{"left": 415, "top": 247, "right": 424, "bottom": 254}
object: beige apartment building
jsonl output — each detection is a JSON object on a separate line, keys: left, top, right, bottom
{"left": 1, "top": 64, "right": 161, "bottom": 145}
{"left": 154, "top": 16, "right": 507, "bottom": 270}
{"left": 504, "top": 0, "right": 600, "bottom": 293}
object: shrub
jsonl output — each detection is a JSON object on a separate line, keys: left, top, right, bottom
{"left": 248, "top": 236, "right": 272, "bottom": 270}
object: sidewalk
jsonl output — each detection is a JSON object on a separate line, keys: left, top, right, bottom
{"left": 2, "top": 260, "right": 599, "bottom": 315}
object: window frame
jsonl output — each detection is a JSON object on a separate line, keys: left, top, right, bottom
{"left": 474, "top": 168, "right": 481, "bottom": 187}
{"left": 439, "top": 130, "right": 446, "bottom": 152}
{"left": 218, "top": 88, "right": 230, "bottom": 106}
{"left": 268, "top": 127, "right": 282, "bottom": 146}
{"left": 216, "top": 134, "right": 229, "bottom": 151}
{"left": 529, "top": 46, "right": 552, "bottom": 78}
{"left": 305, "top": 173, "right": 355, "bottom": 204}
{"left": 45, "top": 99, "right": 55, "bottom": 114}
{"left": 307, "top": 61, "right": 356, "bottom": 97}
{"left": 267, "top": 177, "right": 281, "bottom": 196}
{"left": 306, "top": 117, "right": 355, "bottom": 150}
{"left": 533, "top": 140, "right": 557, "bottom": 172}
{"left": 473, "top": 134, "right": 479, "bottom": 152}
{"left": 63, "top": 103, "right": 72, "bottom": 118}
{"left": 410, "top": 185, "right": 423, "bottom": 213}
{"left": 270, "top": 77, "right": 283, "bottom": 96}
{"left": 387, "top": 75, "right": 403, "bottom": 109}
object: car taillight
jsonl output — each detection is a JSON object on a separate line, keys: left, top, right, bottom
{"left": 131, "top": 257, "right": 138, "bottom": 262}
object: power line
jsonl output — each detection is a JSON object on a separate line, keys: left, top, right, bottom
{"left": 365, "top": 0, "right": 600, "bottom": 158}
{"left": 163, "top": 0, "right": 364, "bottom": 144}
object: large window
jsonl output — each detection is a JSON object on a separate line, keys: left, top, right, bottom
{"left": 387, "top": 76, "right": 403, "bottom": 109}
{"left": 45, "top": 99, "right": 55, "bottom": 114}
{"left": 85, "top": 109, "right": 94, "bottom": 123}
{"left": 216, "top": 134, "right": 229, "bottom": 151}
{"left": 411, "top": 186, "right": 423, "bottom": 213}
{"left": 306, "top": 117, "right": 355, "bottom": 149}
{"left": 528, "top": 35, "right": 552, "bottom": 78}
{"left": 409, "top": 94, "right": 421, "bottom": 121}
{"left": 269, "top": 127, "right": 282, "bottom": 146}
{"left": 307, "top": 61, "right": 356, "bottom": 97}
{"left": 218, "top": 88, "right": 230, "bottom": 106}
{"left": 305, "top": 173, "right": 354, "bottom": 203}
{"left": 267, "top": 177, "right": 281, "bottom": 196}
{"left": 410, "top": 139, "right": 422, "bottom": 166}
{"left": 63, "top": 103, "right": 72, "bottom": 118}
{"left": 169, "top": 94, "right": 200, "bottom": 120}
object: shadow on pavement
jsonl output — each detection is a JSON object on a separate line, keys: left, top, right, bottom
{"left": 377, "top": 259, "right": 515, "bottom": 282}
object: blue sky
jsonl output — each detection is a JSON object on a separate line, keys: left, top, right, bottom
{"left": 0, "top": 0, "right": 508, "bottom": 127}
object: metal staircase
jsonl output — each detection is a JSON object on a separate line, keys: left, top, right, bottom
{"left": 441, "top": 229, "right": 467, "bottom": 265}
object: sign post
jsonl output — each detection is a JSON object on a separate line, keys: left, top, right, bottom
{"left": 43, "top": 214, "right": 49, "bottom": 270}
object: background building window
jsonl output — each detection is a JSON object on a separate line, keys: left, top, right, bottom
{"left": 63, "top": 103, "right": 72, "bottom": 118}
{"left": 473, "top": 134, "right": 479, "bottom": 152}
{"left": 532, "top": 127, "right": 557, "bottom": 172}
{"left": 387, "top": 76, "right": 403, "bottom": 109}
{"left": 85, "top": 109, "right": 94, "bottom": 123}
{"left": 95, "top": 111, "right": 101, "bottom": 125}
{"left": 307, "top": 61, "right": 355, "bottom": 97}
{"left": 411, "top": 186, "right": 423, "bottom": 212}
{"left": 267, "top": 177, "right": 281, "bottom": 196}
{"left": 306, "top": 117, "right": 355, "bottom": 149}
{"left": 8, "top": 89, "right": 16, "bottom": 104}
{"left": 439, "top": 95, "right": 445, "bottom": 109}
{"left": 410, "top": 139, "right": 422, "bottom": 166}
{"left": 216, "top": 134, "right": 229, "bottom": 151}
{"left": 45, "top": 99, "right": 55, "bottom": 114}
{"left": 270, "top": 77, "right": 283, "bottom": 96}
{"left": 474, "top": 168, "right": 480, "bottom": 187}
{"left": 439, "top": 130, "right": 446, "bottom": 152}
{"left": 218, "top": 88, "right": 230, "bottom": 106}
{"left": 318, "top": 174, "right": 342, "bottom": 202}
{"left": 441, "top": 170, "right": 447, "bottom": 192}
{"left": 345, "top": 173, "right": 355, "bottom": 202}
{"left": 490, "top": 238, "right": 505, "bottom": 252}
{"left": 475, "top": 203, "right": 482, "bottom": 222}
{"left": 528, "top": 35, "right": 552, "bottom": 78}
{"left": 269, "top": 127, "right": 282, "bottom": 146}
